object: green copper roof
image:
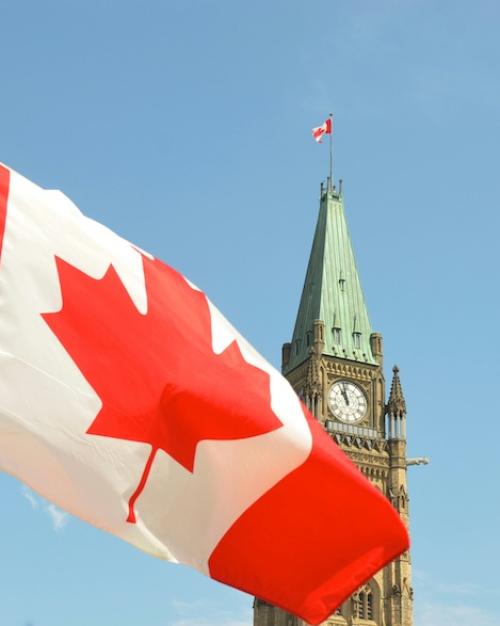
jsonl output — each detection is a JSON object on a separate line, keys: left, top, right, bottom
{"left": 285, "top": 186, "right": 376, "bottom": 372}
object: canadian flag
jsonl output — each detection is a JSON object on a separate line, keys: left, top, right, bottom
{"left": 312, "top": 117, "right": 333, "bottom": 143}
{"left": 0, "top": 164, "right": 408, "bottom": 624}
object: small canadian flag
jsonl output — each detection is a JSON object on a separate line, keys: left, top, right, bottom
{"left": 312, "top": 116, "right": 333, "bottom": 143}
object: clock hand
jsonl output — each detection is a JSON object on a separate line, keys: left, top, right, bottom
{"left": 341, "top": 384, "right": 350, "bottom": 406}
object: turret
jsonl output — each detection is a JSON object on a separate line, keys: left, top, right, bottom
{"left": 386, "top": 365, "right": 407, "bottom": 440}
{"left": 385, "top": 365, "right": 413, "bottom": 626}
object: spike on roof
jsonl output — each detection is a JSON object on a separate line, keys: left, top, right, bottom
{"left": 387, "top": 365, "right": 406, "bottom": 418}
{"left": 285, "top": 185, "right": 375, "bottom": 373}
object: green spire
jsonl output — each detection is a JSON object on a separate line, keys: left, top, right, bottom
{"left": 285, "top": 184, "right": 376, "bottom": 372}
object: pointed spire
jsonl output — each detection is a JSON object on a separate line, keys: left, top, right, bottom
{"left": 284, "top": 184, "right": 375, "bottom": 372}
{"left": 387, "top": 365, "right": 406, "bottom": 418}
{"left": 386, "top": 365, "right": 407, "bottom": 441}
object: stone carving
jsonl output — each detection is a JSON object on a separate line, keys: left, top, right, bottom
{"left": 392, "top": 584, "right": 401, "bottom": 597}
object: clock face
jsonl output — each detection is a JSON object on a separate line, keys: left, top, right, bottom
{"left": 328, "top": 381, "right": 368, "bottom": 423}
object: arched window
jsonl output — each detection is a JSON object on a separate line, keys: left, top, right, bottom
{"left": 354, "top": 585, "right": 375, "bottom": 621}
{"left": 350, "top": 582, "right": 379, "bottom": 622}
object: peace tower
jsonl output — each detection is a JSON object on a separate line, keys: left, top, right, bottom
{"left": 254, "top": 178, "right": 418, "bottom": 626}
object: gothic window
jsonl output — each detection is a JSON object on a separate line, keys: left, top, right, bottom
{"left": 357, "top": 585, "right": 375, "bottom": 621}
{"left": 354, "top": 585, "right": 375, "bottom": 621}
{"left": 353, "top": 332, "right": 361, "bottom": 349}
{"left": 295, "top": 339, "right": 301, "bottom": 355}
{"left": 306, "top": 332, "right": 312, "bottom": 347}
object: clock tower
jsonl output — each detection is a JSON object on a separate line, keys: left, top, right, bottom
{"left": 254, "top": 179, "right": 414, "bottom": 626}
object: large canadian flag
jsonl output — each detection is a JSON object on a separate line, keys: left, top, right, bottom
{"left": 0, "top": 164, "right": 408, "bottom": 624}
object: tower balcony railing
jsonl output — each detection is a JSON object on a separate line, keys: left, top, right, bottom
{"left": 325, "top": 419, "right": 382, "bottom": 440}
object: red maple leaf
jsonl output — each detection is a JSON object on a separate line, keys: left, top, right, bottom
{"left": 43, "top": 254, "right": 282, "bottom": 523}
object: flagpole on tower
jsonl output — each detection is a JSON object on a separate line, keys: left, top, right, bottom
{"left": 328, "top": 113, "right": 333, "bottom": 190}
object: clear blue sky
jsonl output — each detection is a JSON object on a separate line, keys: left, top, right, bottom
{"left": 1, "top": 1, "right": 499, "bottom": 625}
